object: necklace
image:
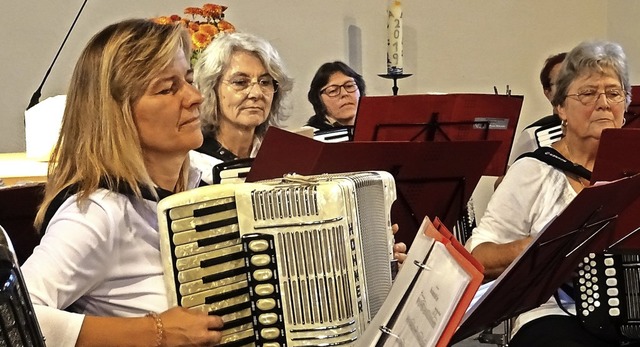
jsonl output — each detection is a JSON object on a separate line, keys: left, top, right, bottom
{"left": 564, "top": 142, "right": 589, "bottom": 188}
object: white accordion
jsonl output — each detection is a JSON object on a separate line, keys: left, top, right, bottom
{"left": 158, "top": 171, "right": 397, "bottom": 347}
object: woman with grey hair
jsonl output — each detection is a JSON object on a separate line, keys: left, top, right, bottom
{"left": 190, "top": 32, "right": 293, "bottom": 184}
{"left": 465, "top": 40, "right": 630, "bottom": 346}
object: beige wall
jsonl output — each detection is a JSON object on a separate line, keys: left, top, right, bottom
{"left": 2, "top": 0, "right": 638, "bottom": 217}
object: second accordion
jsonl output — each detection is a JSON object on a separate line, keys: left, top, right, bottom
{"left": 158, "top": 171, "right": 397, "bottom": 347}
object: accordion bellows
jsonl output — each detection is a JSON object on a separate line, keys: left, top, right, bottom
{"left": 158, "top": 171, "right": 396, "bottom": 347}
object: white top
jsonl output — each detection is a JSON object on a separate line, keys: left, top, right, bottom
{"left": 465, "top": 157, "right": 577, "bottom": 336}
{"left": 508, "top": 127, "right": 539, "bottom": 165}
{"left": 21, "top": 170, "right": 201, "bottom": 346}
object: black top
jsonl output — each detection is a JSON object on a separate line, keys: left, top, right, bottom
{"left": 194, "top": 133, "right": 239, "bottom": 162}
{"left": 306, "top": 114, "right": 350, "bottom": 132}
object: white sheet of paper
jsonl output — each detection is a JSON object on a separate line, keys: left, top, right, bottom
{"left": 357, "top": 217, "right": 473, "bottom": 347}
{"left": 390, "top": 242, "right": 471, "bottom": 346}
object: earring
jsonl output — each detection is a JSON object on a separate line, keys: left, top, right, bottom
{"left": 561, "top": 119, "right": 567, "bottom": 127}
{"left": 622, "top": 117, "right": 627, "bottom": 126}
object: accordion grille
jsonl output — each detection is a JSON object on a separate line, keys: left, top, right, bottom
{"left": 251, "top": 186, "right": 319, "bottom": 221}
{"left": 351, "top": 175, "right": 393, "bottom": 316}
{"left": 276, "top": 227, "right": 354, "bottom": 326}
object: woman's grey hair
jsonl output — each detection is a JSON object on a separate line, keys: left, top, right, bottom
{"left": 194, "top": 32, "right": 293, "bottom": 137}
{"left": 552, "top": 40, "right": 631, "bottom": 108}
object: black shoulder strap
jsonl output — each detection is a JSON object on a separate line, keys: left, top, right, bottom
{"left": 40, "top": 180, "right": 168, "bottom": 233}
{"left": 516, "top": 147, "right": 592, "bottom": 181}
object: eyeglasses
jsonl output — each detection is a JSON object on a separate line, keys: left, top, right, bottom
{"left": 222, "top": 76, "right": 278, "bottom": 95}
{"left": 321, "top": 81, "right": 358, "bottom": 98}
{"left": 565, "top": 88, "right": 626, "bottom": 106}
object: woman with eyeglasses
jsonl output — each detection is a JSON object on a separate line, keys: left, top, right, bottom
{"left": 190, "top": 32, "right": 293, "bottom": 184}
{"left": 465, "top": 40, "right": 630, "bottom": 347}
{"left": 306, "top": 61, "right": 366, "bottom": 132}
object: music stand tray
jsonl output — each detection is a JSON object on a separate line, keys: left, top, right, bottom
{"left": 451, "top": 173, "right": 640, "bottom": 343}
{"left": 591, "top": 128, "right": 640, "bottom": 250}
{"left": 352, "top": 93, "right": 523, "bottom": 176}
{"left": 246, "top": 127, "right": 500, "bottom": 247}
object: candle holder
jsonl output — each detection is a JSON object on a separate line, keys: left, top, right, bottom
{"left": 378, "top": 73, "right": 412, "bottom": 96}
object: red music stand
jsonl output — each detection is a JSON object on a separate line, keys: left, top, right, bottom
{"left": 246, "top": 127, "right": 499, "bottom": 247}
{"left": 591, "top": 128, "right": 640, "bottom": 250}
{"left": 451, "top": 173, "right": 640, "bottom": 343}
{"left": 352, "top": 94, "right": 524, "bottom": 176}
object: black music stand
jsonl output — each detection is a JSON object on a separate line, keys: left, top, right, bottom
{"left": 352, "top": 93, "right": 524, "bottom": 176}
{"left": 246, "top": 127, "right": 499, "bottom": 247}
{"left": 451, "top": 173, "right": 640, "bottom": 343}
{"left": 591, "top": 128, "right": 640, "bottom": 250}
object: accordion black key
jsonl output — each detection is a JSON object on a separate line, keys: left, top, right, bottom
{"left": 158, "top": 171, "right": 396, "bottom": 346}
{"left": 575, "top": 252, "right": 640, "bottom": 343}
{"left": 0, "top": 226, "right": 46, "bottom": 347}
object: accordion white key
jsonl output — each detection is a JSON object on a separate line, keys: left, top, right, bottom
{"left": 158, "top": 171, "right": 396, "bottom": 347}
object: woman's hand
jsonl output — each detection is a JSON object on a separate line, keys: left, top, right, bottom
{"left": 161, "top": 307, "right": 224, "bottom": 346}
{"left": 392, "top": 224, "right": 407, "bottom": 266}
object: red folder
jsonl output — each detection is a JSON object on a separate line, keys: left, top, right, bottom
{"left": 591, "top": 128, "right": 640, "bottom": 249}
{"left": 357, "top": 216, "right": 483, "bottom": 347}
{"left": 452, "top": 173, "right": 640, "bottom": 343}
{"left": 246, "top": 127, "right": 499, "bottom": 247}
{"left": 425, "top": 217, "right": 484, "bottom": 347}
{"left": 352, "top": 94, "right": 523, "bottom": 176}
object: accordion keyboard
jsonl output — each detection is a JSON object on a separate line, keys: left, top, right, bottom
{"left": 576, "top": 252, "right": 640, "bottom": 342}
{"left": 158, "top": 172, "right": 396, "bottom": 347}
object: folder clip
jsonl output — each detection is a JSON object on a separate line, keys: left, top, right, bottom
{"left": 379, "top": 325, "right": 405, "bottom": 347}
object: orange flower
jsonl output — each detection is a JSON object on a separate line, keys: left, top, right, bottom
{"left": 152, "top": 16, "right": 173, "bottom": 25}
{"left": 199, "top": 23, "right": 219, "bottom": 36}
{"left": 192, "top": 31, "right": 212, "bottom": 50}
{"left": 188, "top": 21, "right": 200, "bottom": 32}
{"left": 216, "top": 20, "right": 235, "bottom": 33}
{"left": 202, "top": 4, "right": 225, "bottom": 19}
{"left": 184, "top": 7, "right": 203, "bottom": 16}
{"left": 153, "top": 4, "right": 235, "bottom": 64}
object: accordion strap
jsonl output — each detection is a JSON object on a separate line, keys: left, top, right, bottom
{"left": 40, "top": 180, "right": 171, "bottom": 233}
{"left": 516, "top": 146, "right": 592, "bottom": 181}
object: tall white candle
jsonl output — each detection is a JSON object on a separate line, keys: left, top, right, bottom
{"left": 387, "top": 0, "right": 403, "bottom": 74}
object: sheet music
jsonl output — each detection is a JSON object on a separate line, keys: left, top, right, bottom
{"left": 357, "top": 217, "right": 476, "bottom": 347}
{"left": 390, "top": 242, "right": 472, "bottom": 346}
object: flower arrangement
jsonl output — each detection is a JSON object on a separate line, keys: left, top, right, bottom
{"left": 153, "top": 3, "right": 235, "bottom": 65}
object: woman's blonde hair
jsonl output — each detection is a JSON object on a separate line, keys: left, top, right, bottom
{"left": 35, "top": 19, "right": 191, "bottom": 229}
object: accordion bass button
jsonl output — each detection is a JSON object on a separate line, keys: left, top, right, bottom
{"left": 249, "top": 240, "right": 270, "bottom": 252}
{"left": 607, "top": 288, "right": 619, "bottom": 296}
{"left": 263, "top": 343, "right": 281, "bottom": 347}
{"left": 253, "top": 269, "right": 274, "bottom": 281}
{"left": 258, "top": 313, "right": 279, "bottom": 325}
{"left": 610, "top": 308, "right": 621, "bottom": 316}
{"left": 255, "top": 283, "right": 275, "bottom": 296}
{"left": 251, "top": 254, "right": 272, "bottom": 267}
{"left": 260, "top": 327, "right": 281, "bottom": 340}
{"left": 257, "top": 298, "right": 277, "bottom": 311}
